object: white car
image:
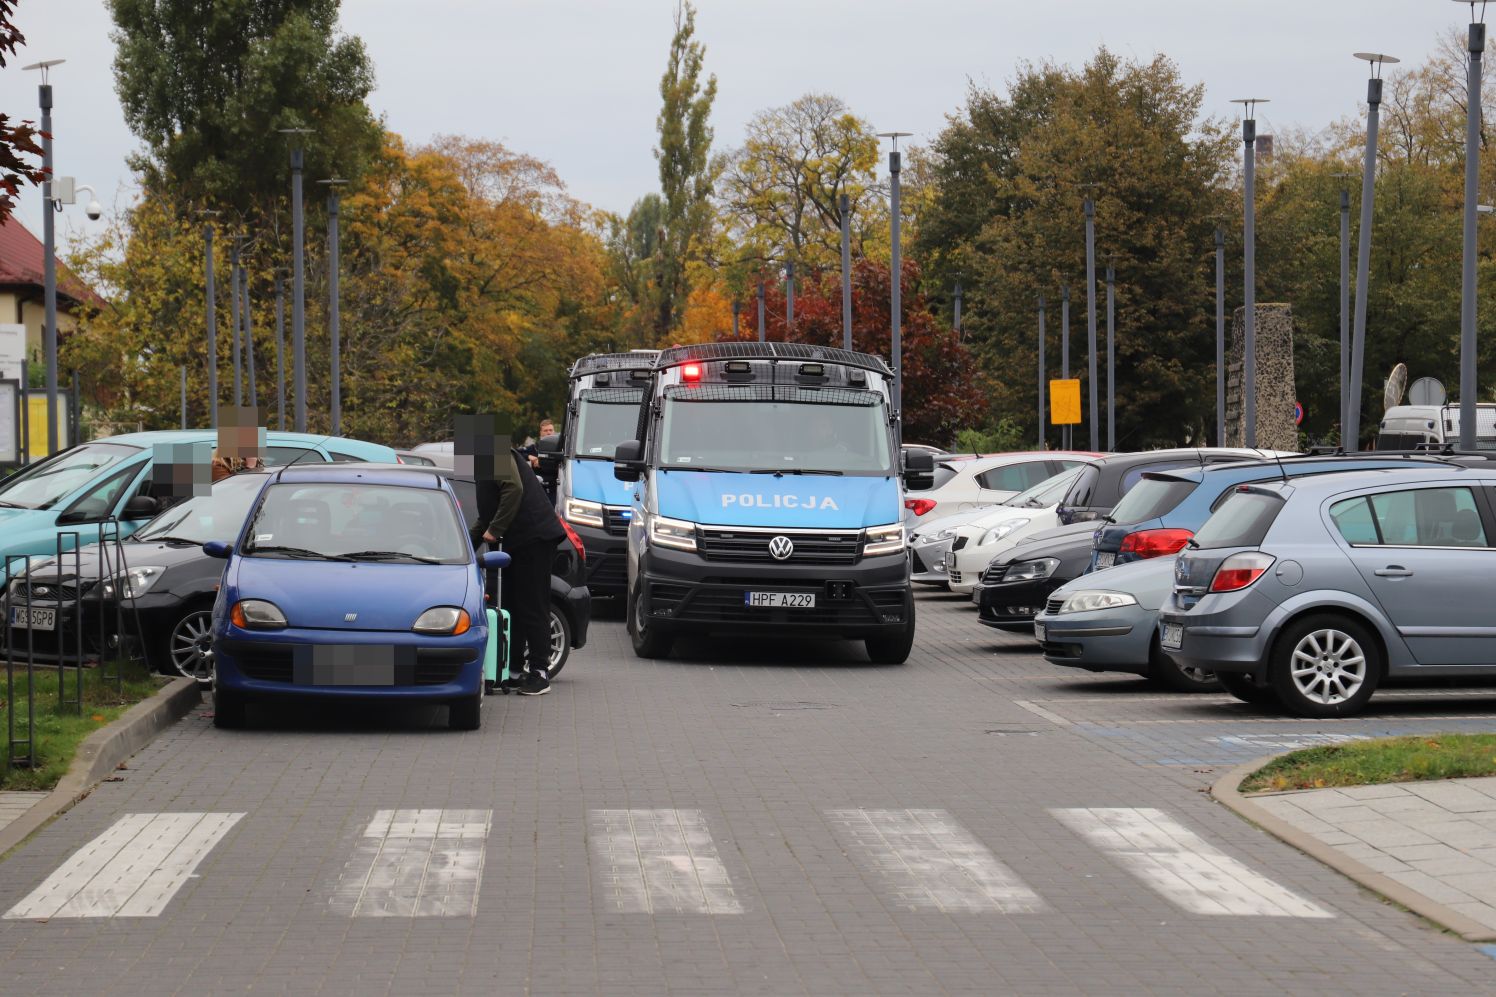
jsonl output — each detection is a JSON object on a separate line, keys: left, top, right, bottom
{"left": 943, "top": 467, "right": 1089, "bottom": 594}
{"left": 908, "top": 507, "right": 994, "bottom": 585}
{"left": 902, "top": 452, "right": 1095, "bottom": 528}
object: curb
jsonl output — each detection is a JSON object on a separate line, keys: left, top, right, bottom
{"left": 1212, "top": 754, "right": 1496, "bottom": 943}
{"left": 0, "top": 676, "right": 201, "bottom": 859}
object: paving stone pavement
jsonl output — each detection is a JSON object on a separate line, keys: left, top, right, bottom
{"left": 0, "top": 591, "right": 1494, "bottom": 994}
{"left": 0, "top": 792, "right": 48, "bottom": 835}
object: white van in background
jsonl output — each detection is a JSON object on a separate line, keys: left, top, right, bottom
{"left": 1378, "top": 404, "right": 1496, "bottom": 451}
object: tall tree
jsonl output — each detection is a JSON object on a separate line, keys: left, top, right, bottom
{"left": 654, "top": 1, "right": 716, "bottom": 337}
{"left": 0, "top": 0, "right": 44, "bottom": 225}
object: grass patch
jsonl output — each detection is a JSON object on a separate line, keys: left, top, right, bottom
{"left": 1242, "top": 734, "right": 1496, "bottom": 794}
{"left": 0, "top": 663, "right": 164, "bottom": 791}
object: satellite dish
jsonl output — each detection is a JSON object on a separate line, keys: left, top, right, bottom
{"left": 1407, "top": 376, "right": 1447, "bottom": 407}
{"left": 1383, "top": 363, "right": 1408, "bottom": 413}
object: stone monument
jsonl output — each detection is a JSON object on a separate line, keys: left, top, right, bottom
{"left": 1223, "top": 303, "right": 1297, "bottom": 451}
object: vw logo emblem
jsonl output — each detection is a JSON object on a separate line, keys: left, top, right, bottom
{"left": 768, "top": 536, "right": 794, "bottom": 561}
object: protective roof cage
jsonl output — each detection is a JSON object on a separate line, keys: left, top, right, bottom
{"left": 579, "top": 386, "right": 645, "bottom": 405}
{"left": 569, "top": 352, "right": 660, "bottom": 379}
{"left": 662, "top": 383, "right": 881, "bottom": 407}
{"left": 656, "top": 341, "right": 892, "bottom": 376}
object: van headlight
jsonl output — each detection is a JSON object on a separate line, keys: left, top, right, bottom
{"left": 1058, "top": 591, "right": 1137, "bottom": 615}
{"left": 980, "top": 519, "right": 1029, "bottom": 545}
{"left": 863, "top": 523, "right": 905, "bottom": 557}
{"left": 413, "top": 607, "right": 471, "bottom": 635}
{"left": 102, "top": 565, "right": 166, "bottom": 600}
{"left": 648, "top": 514, "right": 697, "bottom": 551}
{"left": 564, "top": 497, "right": 605, "bottom": 528}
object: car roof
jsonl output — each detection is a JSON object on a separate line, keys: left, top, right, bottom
{"left": 98, "top": 429, "right": 339, "bottom": 447}
{"left": 1250, "top": 464, "right": 1489, "bottom": 497}
{"left": 1141, "top": 454, "right": 1471, "bottom": 486}
{"left": 1089, "top": 447, "right": 1282, "bottom": 468}
{"left": 270, "top": 463, "right": 449, "bottom": 488}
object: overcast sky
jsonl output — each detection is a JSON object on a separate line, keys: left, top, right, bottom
{"left": 0, "top": 0, "right": 1464, "bottom": 254}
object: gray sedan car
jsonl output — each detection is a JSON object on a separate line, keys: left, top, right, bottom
{"left": 1158, "top": 465, "right": 1496, "bottom": 717}
{"left": 1034, "top": 556, "right": 1218, "bottom": 691}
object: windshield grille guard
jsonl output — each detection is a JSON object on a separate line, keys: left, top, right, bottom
{"left": 662, "top": 383, "right": 881, "bottom": 407}
{"left": 655, "top": 341, "right": 892, "bottom": 376}
{"left": 579, "top": 387, "right": 645, "bottom": 405}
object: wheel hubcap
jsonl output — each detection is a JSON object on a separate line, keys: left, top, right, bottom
{"left": 1290, "top": 628, "right": 1366, "bottom": 705}
{"left": 171, "top": 612, "right": 214, "bottom": 682}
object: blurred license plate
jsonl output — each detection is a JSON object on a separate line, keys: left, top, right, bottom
{"left": 1033, "top": 621, "right": 1046, "bottom": 642}
{"left": 1095, "top": 552, "right": 1116, "bottom": 569}
{"left": 1161, "top": 623, "right": 1184, "bottom": 650}
{"left": 745, "top": 592, "right": 816, "bottom": 609}
{"left": 9, "top": 606, "right": 55, "bottom": 631}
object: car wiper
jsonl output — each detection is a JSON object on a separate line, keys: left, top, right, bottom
{"left": 749, "top": 468, "right": 845, "bottom": 476}
{"left": 247, "top": 544, "right": 347, "bottom": 560}
{"left": 0, "top": 500, "right": 29, "bottom": 509}
{"left": 338, "top": 550, "right": 441, "bottom": 564}
{"left": 136, "top": 535, "right": 201, "bottom": 546}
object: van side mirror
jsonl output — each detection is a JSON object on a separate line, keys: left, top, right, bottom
{"left": 613, "top": 440, "right": 644, "bottom": 482}
{"left": 536, "top": 433, "right": 562, "bottom": 455}
{"left": 536, "top": 433, "right": 563, "bottom": 485}
{"left": 202, "top": 541, "right": 233, "bottom": 559}
{"left": 903, "top": 449, "right": 934, "bottom": 489}
{"left": 121, "top": 495, "right": 159, "bottom": 521}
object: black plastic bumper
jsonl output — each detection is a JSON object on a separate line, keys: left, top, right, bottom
{"left": 976, "top": 577, "right": 1063, "bottom": 631}
{"left": 573, "top": 521, "right": 628, "bottom": 597}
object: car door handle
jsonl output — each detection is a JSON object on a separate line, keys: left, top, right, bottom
{"left": 1374, "top": 566, "right": 1414, "bottom": 578}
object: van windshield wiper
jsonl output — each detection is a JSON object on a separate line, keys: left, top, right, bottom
{"left": 661, "top": 465, "right": 736, "bottom": 473}
{"left": 338, "top": 549, "right": 441, "bottom": 564}
{"left": 247, "top": 544, "right": 348, "bottom": 560}
{"left": 750, "top": 468, "right": 845, "bottom": 476}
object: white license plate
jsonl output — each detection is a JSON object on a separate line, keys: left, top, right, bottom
{"left": 1095, "top": 552, "right": 1116, "bottom": 569}
{"left": 9, "top": 606, "right": 56, "bottom": 631}
{"left": 1161, "top": 622, "right": 1184, "bottom": 650}
{"left": 1034, "top": 621, "right": 1046, "bottom": 642}
{"left": 744, "top": 592, "right": 816, "bottom": 609}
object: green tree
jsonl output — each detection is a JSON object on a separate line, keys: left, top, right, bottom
{"left": 654, "top": 1, "right": 716, "bottom": 336}
{"left": 606, "top": 193, "right": 666, "bottom": 347}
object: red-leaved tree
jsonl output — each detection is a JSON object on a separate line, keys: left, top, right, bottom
{"left": 720, "top": 258, "right": 986, "bottom": 446}
{"left": 0, "top": 1, "right": 45, "bottom": 225}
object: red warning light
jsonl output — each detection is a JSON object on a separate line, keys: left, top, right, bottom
{"left": 682, "top": 363, "right": 702, "bottom": 382}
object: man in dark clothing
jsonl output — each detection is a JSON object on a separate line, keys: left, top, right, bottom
{"left": 476, "top": 442, "right": 565, "bottom": 696}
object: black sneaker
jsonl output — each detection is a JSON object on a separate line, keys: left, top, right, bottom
{"left": 517, "top": 670, "right": 551, "bottom": 696}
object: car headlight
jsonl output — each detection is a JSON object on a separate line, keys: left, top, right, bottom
{"left": 919, "top": 528, "right": 955, "bottom": 545}
{"left": 1004, "top": 557, "right": 1060, "bottom": 582}
{"left": 648, "top": 514, "right": 697, "bottom": 551}
{"left": 863, "top": 523, "right": 905, "bottom": 557}
{"left": 1058, "top": 591, "right": 1138, "bottom": 615}
{"left": 979, "top": 519, "right": 1029, "bottom": 546}
{"left": 413, "top": 606, "right": 471, "bottom": 635}
{"left": 231, "top": 599, "right": 287, "bottom": 629}
{"left": 102, "top": 565, "right": 166, "bottom": 600}
{"left": 564, "top": 497, "right": 605, "bottom": 528}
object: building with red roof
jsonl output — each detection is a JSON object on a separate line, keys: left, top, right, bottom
{"left": 0, "top": 214, "right": 104, "bottom": 372}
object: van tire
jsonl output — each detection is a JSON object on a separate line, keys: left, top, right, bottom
{"left": 865, "top": 600, "right": 916, "bottom": 664}
{"left": 628, "top": 586, "right": 674, "bottom": 659}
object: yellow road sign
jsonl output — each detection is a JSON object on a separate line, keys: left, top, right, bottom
{"left": 1049, "top": 378, "right": 1081, "bottom": 425}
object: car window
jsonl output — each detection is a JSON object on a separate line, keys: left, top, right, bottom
{"left": 976, "top": 462, "right": 1053, "bottom": 492}
{"left": 327, "top": 450, "right": 366, "bottom": 463}
{"left": 929, "top": 463, "right": 962, "bottom": 491}
{"left": 1192, "top": 489, "right": 1286, "bottom": 549}
{"left": 60, "top": 464, "right": 140, "bottom": 521}
{"left": 264, "top": 446, "right": 327, "bottom": 467}
{"left": 0, "top": 442, "right": 141, "bottom": 510}
{"left": 1355, "top": 487, "right": 1489, "bottom": 548}
{"left": 133, "top": 473, "right": 268, "bottom": 543}
{"left": 1009, "top": 466, "right": 1084, "bottom": 508}
{"left": 1060, "top": 465, "right": 1099, "bottom": 508}
{"left": 1107, "top": 475, "right": 1198, "bottom": 525}
{"left": 1329, "top": 497, "right": 1380, "bottom": 545}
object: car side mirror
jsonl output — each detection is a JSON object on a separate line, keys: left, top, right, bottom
{"left": 202, "top": 541, "right": 233, "bottom": 559}
{"left": 121, "top": 495, "right": 159, "bottom": 520}
{"left": 536, "top": 433, "right": 562, "bottom": 455}
{"left": 903, "top": 449, "right": 934, "bottom": 489}
{"left": 613, "top": 440, "right": 644, "bottom": 482}
{"left": 480, "top": 550, "right": 511, "bottom": 570}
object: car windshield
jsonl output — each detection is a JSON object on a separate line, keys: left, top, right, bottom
{"left": 1192, "top": 489, "right": 1286, "bottom": 549}
{"left": 0, "top": 443, "right": 141, "bottom": 510}
{"left": 242, "top": 482, "right": 469, "bottom": 563}
{"left": 132, "top": 473, "right": 267, "bottom": 544}
{"left": 1107, "top": 475, "right": 1197, "bottom": 525}
{"left": 574, "top": 387, "right": 644, "bottom": 459}
{"left": 1004, "top": 466, "right": 1081, "bottom": 508}
{"left": 659, "top": 387, "right": 893, "bottom": 474}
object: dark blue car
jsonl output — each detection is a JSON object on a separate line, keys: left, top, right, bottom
{"left": 1088, "top": 453, "right": 1496, "bottom": 573}
{"left": 206, "top": 464, "right": 507, "bottom": 730}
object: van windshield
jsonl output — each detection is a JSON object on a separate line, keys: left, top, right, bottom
{"left": 574, "top": 388, "right": 644, "bottom": 459}
{"left": 0, "top": 443, "right": 141, "bottom": 510}
{"left": 659, "top": 386, "right": 892, "bottom": 474}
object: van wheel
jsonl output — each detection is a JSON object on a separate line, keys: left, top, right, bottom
{"left": 1148, "top": 638, "right": 1221, "bottom": 692}
{"left": 1269, "top": 615, "right": 1381, "bottom": 718}
{"left": 548, "top": 603, "right": 571, "bottom": 677}
{"left": 628, "top": 586, "right": 673, "bottom": 659}
{"left": 212, "top": 688, "right": 246, "bottom": 729}
{"left": 449, "top": 692, "right": 482, "bottom": 731}
{"left": 1217, "top": 672, "right": 1279, "bottom": 706}
{"left": 865, "top": 600, "right": 916, "bottom": 664}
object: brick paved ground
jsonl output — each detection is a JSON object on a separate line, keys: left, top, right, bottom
{"left": 0, "top": 590, "right": 1494, "bottom": 995}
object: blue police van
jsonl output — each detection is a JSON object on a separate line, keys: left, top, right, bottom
{"left": 540, "top": 351, "right": 659, "bottom": 598}
{"left": 611, "top": 343, "right": 931, "bottom": 663}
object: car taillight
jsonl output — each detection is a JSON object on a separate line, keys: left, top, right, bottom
{"left": 1118, "top": 528, "right": 1195, "bottom": 559}
{"left": 558, "top": 515, "right": 586, "bottom": 563}
{"left": 905, "top": 498, "right": 936, "bottom": 517}
{"left": 1208, "top": 552, "right": 1276, "bottom": 593}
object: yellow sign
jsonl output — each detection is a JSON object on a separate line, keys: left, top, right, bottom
{"left": 1049, "top": 379, "right": 1082, "bottom": 425}
{"left": 25, "top": 394, "right": 70, "bottom": 459}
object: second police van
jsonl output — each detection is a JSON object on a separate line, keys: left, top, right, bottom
{"left": 611, "top": 342, "right": 931, "bottom": 663}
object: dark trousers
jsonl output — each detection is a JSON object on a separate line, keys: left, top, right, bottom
{"left": 500, "top": 540, "right": 553, "bottom": 675}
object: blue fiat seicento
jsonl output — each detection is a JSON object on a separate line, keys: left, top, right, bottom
{"left": 206, "top": 464, "right": 506, "bottom": 730}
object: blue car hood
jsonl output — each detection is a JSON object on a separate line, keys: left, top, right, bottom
{"left": 231, "top": 558, "right": 472, "bottom": 631}
{"left": 569, "top": 458, "right": 635, "bottom": 506}
{"left": 0, "top": 508, "right": 64, "bottom": 577}
{"left": 655, "top": 470, "right": 900, "bottom": 529}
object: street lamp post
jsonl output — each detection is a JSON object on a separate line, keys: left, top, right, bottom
{"left": 953, "top": 280, "right": 963, "bottom": 340}
{"left": 1105, "top": 263, "right": 1116, "bottom": 451}
{"left": 1061, "top": 284, "right": 1071, "bottom": 451}
{"left": 732, "top": 299, "right": 740, "bottom": 339}
{"left": 785, "top": 261, "right": 794, "bottom": 331}
{"left": 1331, "top": 172, "right": 1356, "bottom": 442}
{"left": 1348, "top": 55, "right": 1396, "bottom": 449}
{"left": 1231, "top": 98, "right": 1268, "bottom": 448}
{"left": 879, "top": 132, "right": 911, "bottom": 442}
{"left": 1457, "top": 1, "right": 1486, "bottom": 451}
{"left": 1215, "top": 227, "right": 1226, "bottom": 445}
{"left": 756, "top": 280, "right": 765, "bottom": 342}
{"left": 180, "top": 365, "right": 187, "bottom": 431}
{"left": 1084, "top": 195, "right": 1099, "bottom": 451}
{"left": 200, "top": 214, "right": 219, "bottom": 428}
{"left": 23, "top": 59, "right": 64, "bottom": 454}
{"left": 280, "top": 128, "right": 313, "bottom": 432}
{"left": 320, "top": 178, "right": 347, "bottom": 437}
{"left": 229, "top": 238, "right": 243, "bottom": 407}
{"left": 840, "top": 193, "right": 853, "bottom": 350}
{"left": 242, "top": 268, "right": 257, "bottom": 409}
{"left": 1038, "top": 295, "right": 1047, "bottom": 449}
{"left": 274, "top": 270, "right": 287, "bottom": 431}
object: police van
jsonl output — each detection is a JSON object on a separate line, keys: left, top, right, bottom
{"left": 611, "top": 342, "right": 932, "bottom": 663}
{"left": 539, "top": 351, "right": 659, "bottom": 597}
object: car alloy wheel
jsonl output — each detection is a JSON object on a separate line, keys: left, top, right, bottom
{"left": 547, "top": 605, "right": 571, "bottom": 676}
{"left": 170, "top": 610, "right": 215, "bottom": 684}
{"left": 1289, "top": 627, "right": 1367, "bottom": 705}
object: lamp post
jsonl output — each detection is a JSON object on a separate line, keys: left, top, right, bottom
{"left": 953, "top": 279, "right": 963, "bottom": 340}
{"left": 1038, "top": 295, "right": 1047, "bottom": 449}
{"left": 1348, "top": 54, "right": 1396, "bottom": 449}
{"left": 1231, "top": 98, "right": 1268, "bottom": 448}
{"left": 785, "top": 261, "right": 794, "bottom": 331}
{"left": 1083, "top": 193, "right": 1099, "bottom": 450}
{"left": 229, "top": 238, "right": 243, "bottom": 406}
{"left": 1105, "top": 263, "right": 1116, "bottom": 452}
{"left": 199, "top": 211, "right": 220, "bottom": 428}
{"left": 320, "top": 178, "right": 347, "bottom": 436}
{"left": 1061, "top": 283, "right": 1072, "bottom": 451}
{"left": 1456, "top": 0, "right": 1486, "bottom": 451}
{"left": 274, "top": 269, "right": 288, "bottom": 431}
{"left": 280, "top": 128, "right": 313, "bottom": 432}
{"left": 1331, "top": 172, "right": 1356, "bottom": 442}
{"left": 732, "top": 299, "right": 740, "bottom": 339}
{"left": 756, "top": 280, "right": 765, "bottom": 342}
{"left": 242, "top": 266, "right": 257, "bottom": 409}
{"left": 878, "top": 131, "right": 912, "bottom": 439}
{"left": 1215, "top": 226, "right": 1226, "bottom": 445}
{"left": 22, "top": 59, "right": 64, "bottom": 454}
{"left": 839, "top": 193, "right": 853, "bottom": 350}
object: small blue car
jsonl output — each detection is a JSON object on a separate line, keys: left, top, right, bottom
{"left": 206, "top": 464, "right": 507, "bottom": 730}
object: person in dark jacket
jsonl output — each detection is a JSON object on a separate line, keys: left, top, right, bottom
{"left": 469, "top": 423, "right": 565, "bottom": 696}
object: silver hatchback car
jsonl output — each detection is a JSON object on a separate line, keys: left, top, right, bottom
{"left": 1158, "top": 466, "right": 1496, "bottom": 717}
